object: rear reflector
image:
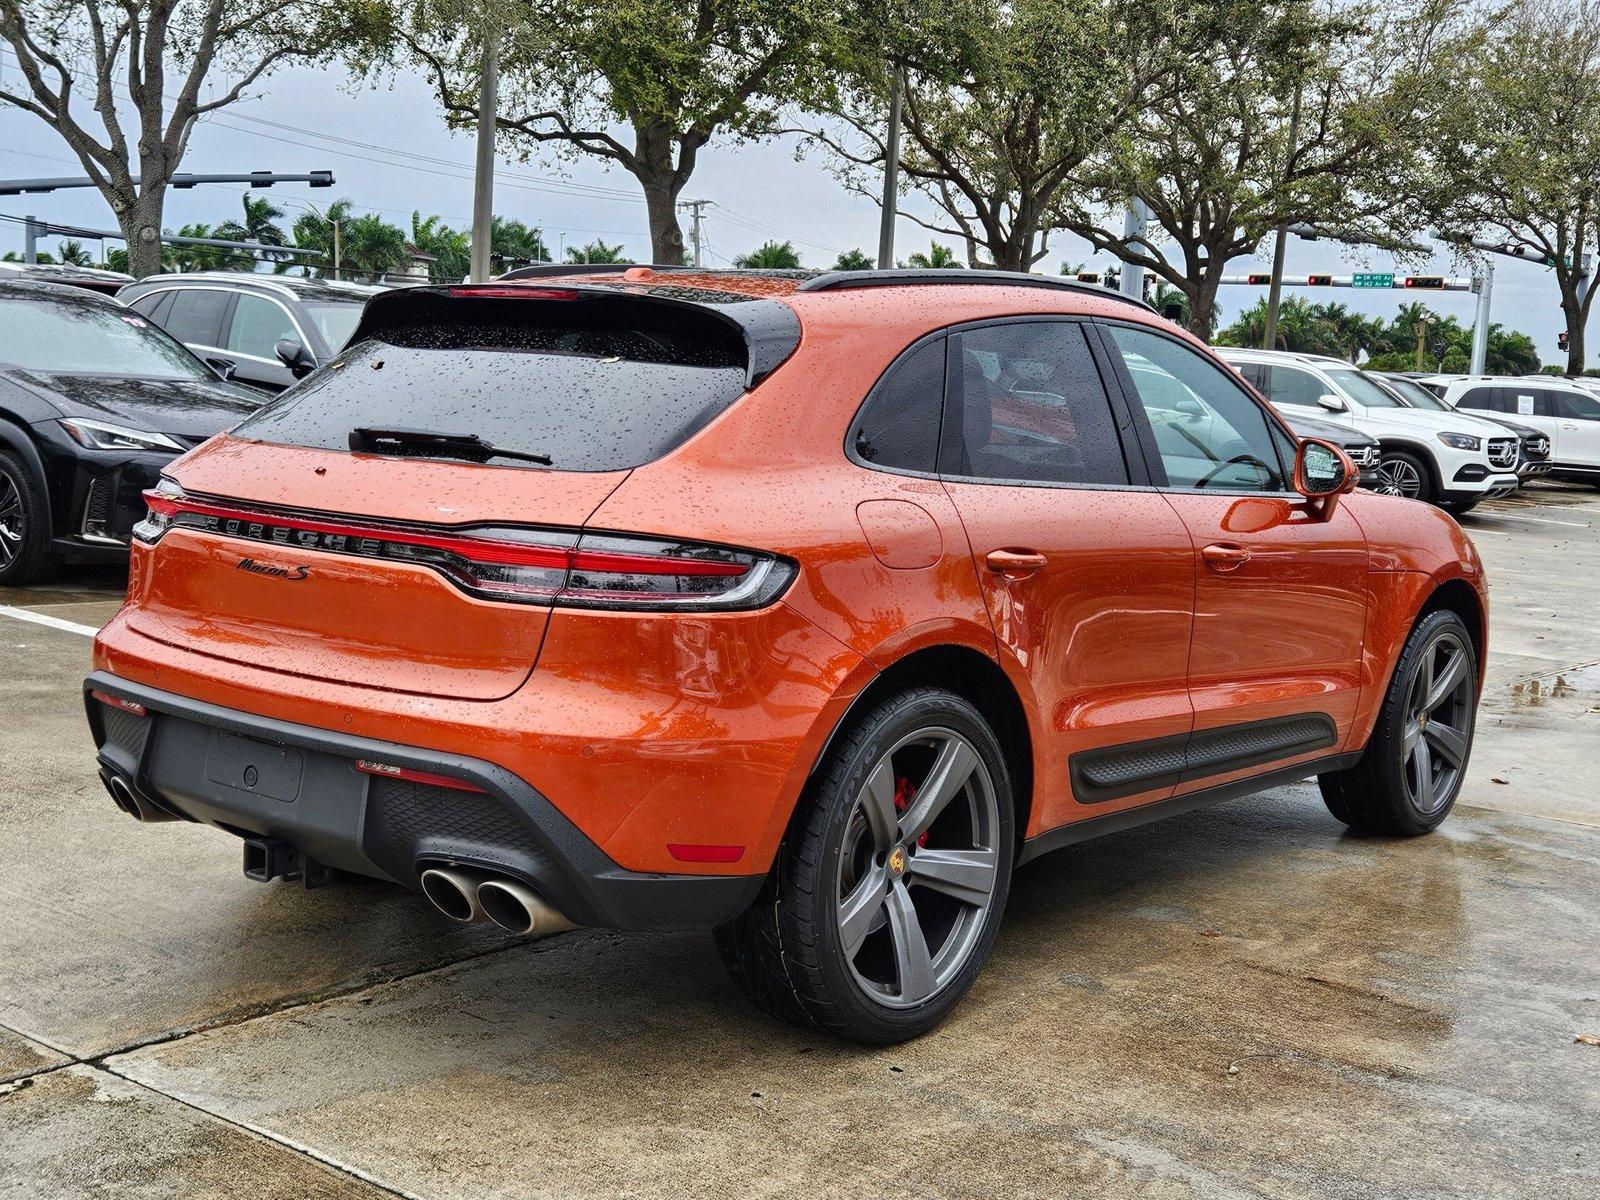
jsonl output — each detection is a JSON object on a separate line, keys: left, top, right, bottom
{"left": 91, "top": 689, "right": 147, "bottom": 716}
{"left": 666, "top": 843, "right": 746, "bottom": 864}
{"left": 355, "top": 760, "right": 486, "bottom": 794}
{"left": 136, "top": 485, "right": 794, "bottom": 611}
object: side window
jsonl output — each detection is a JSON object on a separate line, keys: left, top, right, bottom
{"left": 850, "top": 337, "right": 945, "bottom": 473}
{"left": 1527, "top": 390, "right": 1561, "bottom": 418}
{"left": 127, "top": 291, "right": 170, "bottom": 322}
{"left": 1105, "top": 325, "right": 1286, "bottom": 492}
{"left": 1259, "top": 365, "right": 1327, "bottom": 409}
{"left": 1557, "top": 390, "right": 1600, "bottom": 420}
{"left": 940, "top": 321, "right": 1128, "bottom": 486}
{"left": 226, "top": 294, "right": 299, "bottom": 361}
{"left": 1454, "top": 386, "right": 1496, "bottom": 412}
{"left": 163, "top": 289, "right": 229, "bottom": 348}
{"left": 1235, "top": 362, "right": 1268, "bottom": 392}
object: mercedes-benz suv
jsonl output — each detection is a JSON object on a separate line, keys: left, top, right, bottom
{"left": 85, "top": 268, "right": 1488, "bottom": 1042}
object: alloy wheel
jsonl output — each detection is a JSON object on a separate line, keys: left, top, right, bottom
{"left": 1375, "top": 457, "right": 1423, "bottom": 498}
{"left": 1402, "top": 629, "right": 1474, "bottom": 815}
{"left": 0, "top": 474, "right": 22, "bottom": 569}
{"left": 835, "top": 727, "right": 1001, "bottom": 1009}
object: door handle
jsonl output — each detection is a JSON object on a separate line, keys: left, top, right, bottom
{"left": 1202, "top": 542, "right": 1251, "bottom": 572}
{"left": 985, "top": 549, "right": 1048, "bottom": 576}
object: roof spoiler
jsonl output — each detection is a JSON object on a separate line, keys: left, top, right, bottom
{"left": 344, "top": 282, "right": 802, "bottom": 388}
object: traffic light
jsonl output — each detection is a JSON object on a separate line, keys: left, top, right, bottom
{"left": 1403, "top": 276, "right": 1445, "bottom": 289}
{"left": 1306, "top": 274, "right": 1333, "bottom": 286}
{"left": 1247, "top": 273, "right": 1272, "bottom": 286}
{"left": 1075, "top": 272, "right": 1100, "bottom": 284}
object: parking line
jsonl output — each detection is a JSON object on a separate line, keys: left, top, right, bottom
{"left": 0, "top": 604, "right": 99, "bottom": 638}
{"left": 1476, "top": 512, "right": 1591, "bottom": 528}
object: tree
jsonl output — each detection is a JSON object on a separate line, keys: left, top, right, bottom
{"left": 808, "top": 0, "right": 1175, "bottom": 271}
{"left": 167, "top": 223, "right": 252, "bottom": 272}
{"left": 339, "top": 213, "right": 410, "bottom": 280}
{"left": 733, "top": 240, "right": 802, "bottom": 269}
{"left": 410, "top": 212, "right": 472, "bottom": 281}
{"left": 901, "top": 242, "right": 962, "bottom": 269}
{"left": 289, "top": 199, "right": 355, "bottom": 278}
{"left": 565, "top": 239, "right": 627, "bottom": 264}
{"left": 215, "top": 195, "right": 291, "bottom": 264}
{"left": 55, "top": 240, "right": 93, "bottom": 267}
{"left": 0, "top": 2, "right": 371, "bottom": 278}
{"left": 1435, "top": 0, "right": 1600, "bottom": 373}
{"left": 1061, "top": 0, "right": 1455, "bottom": 338}
{"left": 490, "top": 216, "right": 550, "bottom": 268}
{"left": 833, "top": 248, "right": 873, "bottom": 270}
{"left": 397, "top": 0, "right": 840, "bottom": 263}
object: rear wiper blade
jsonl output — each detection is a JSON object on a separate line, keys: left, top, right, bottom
{"left": 348, "top": 427, "right": 553, "bottom": 466}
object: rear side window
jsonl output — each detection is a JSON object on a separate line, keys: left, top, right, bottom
{"left": 1259, "top": 365, "right": 1326, "bottom": 408}
{"left": 163, "top": 289, "right": 229, "bottom": 347}
{"left": 230, "top": 308, "right": 750, "bottom": 472}
{"left": 940, "top": 321, "right": 1128, "bottom": 486}
{"left": 850, "top": 337, "right": 945, "bottom": 473}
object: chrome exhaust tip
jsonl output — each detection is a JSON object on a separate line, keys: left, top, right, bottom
{"left": 477, "top": 878, "right": 576, "bottom": 937}
{"left": 419, "top": 866, "right": 487, "bottom": 923}
{"left": 103, "top": 772, "right": 140, "bottom": 817}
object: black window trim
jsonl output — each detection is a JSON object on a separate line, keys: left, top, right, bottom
{"left": 1091, "top": 317, "right": 1299, "bottom": 497}
{"left": 844, "top": 314, "right": 1154, "bottom": 493}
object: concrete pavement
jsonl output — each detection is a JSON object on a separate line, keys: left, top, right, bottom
{"left": 3, "top": 482, "right": 1597, "bottom": 1198}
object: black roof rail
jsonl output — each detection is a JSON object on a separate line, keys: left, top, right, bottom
{"left": 796, "top": 268, "right": 1157, "bottom": 313}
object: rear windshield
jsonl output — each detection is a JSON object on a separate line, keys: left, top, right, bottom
{"left": 228, "top": 313, "right": 748, "bottom": 472}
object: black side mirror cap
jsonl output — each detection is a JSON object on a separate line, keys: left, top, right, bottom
{"left": 274, "top": 338, "right": 316, "bottom": 378}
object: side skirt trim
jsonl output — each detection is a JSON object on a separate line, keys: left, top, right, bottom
{"left": 1018, "top": 751, "right": 1362, "bottom": 866}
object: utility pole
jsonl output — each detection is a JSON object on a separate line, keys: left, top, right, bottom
{"left": 1261, "top": 83, "right": 1304, "bottom": 351}
{"left": 1119, "top": 199, "right": 1148, "bottom": 301}
{"left": 469, "top": 24, "right": 498, "bottom": 284}
{"left": 1470, "top": 259, "right": 1494, "bottom": 375}
{"left": 679, "top": 199, "right": 710, "bottom": 268}
{"left": 331, "top": 219, "right": 342, "bottom": 279}
{"left": 877, "top": 70, "right": 903, "bottom": 269}
{"left": 1414, "top": 314, "right": 1434, "bottom": 372}
{"left": 23, "top": 214, "right": 38, "bottom": 264}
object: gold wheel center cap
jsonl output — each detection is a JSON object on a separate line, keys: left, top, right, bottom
{"left": 887, "top": 846, "right": 907, "bottom": 878}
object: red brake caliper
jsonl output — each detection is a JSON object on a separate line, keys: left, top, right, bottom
{"left": 893, "top": 776, "right": 929, "bottom": 847}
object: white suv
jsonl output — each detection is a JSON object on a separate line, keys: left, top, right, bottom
{"left": 1426, "top": 375, "right": 1600, "bottom": 487}
{"left": 1217, "top": 349, "right": 1521, "bottom": 511}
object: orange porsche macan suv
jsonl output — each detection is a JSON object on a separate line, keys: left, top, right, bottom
{"left": 86, "top": 268, "right": 1487, "bottom": 1042}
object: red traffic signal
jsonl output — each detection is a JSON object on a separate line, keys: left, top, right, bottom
{"left": 1306, "top": 274, "right": 1333, "bottom": 286}
{"left": 1247, "top": 273, "right": 1272, "bottom": 286}
{"left": 1403, "top": 276, "right": 1445, "bottom": 289}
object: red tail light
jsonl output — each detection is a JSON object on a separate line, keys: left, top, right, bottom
{"left": 445, "top": 285, "right": 579, "bottom": 300}
{"left": 136, "top": 484, "right": 794, "bottom": 611}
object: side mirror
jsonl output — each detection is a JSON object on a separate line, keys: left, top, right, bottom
{"left": 1316, "top": 393, "right": 1348, "bottom": 413}
{"left": 1295, "top": 438, "right": 1357, "bottom": 516}
{"left": 1173, "top": 398, "right": 1204, "bottom": 417}
{"left": 274, "top": 337, "right": 316, "bottom": 379}
{"left": 203, "top": 355, "right": 237, "bottom": 382}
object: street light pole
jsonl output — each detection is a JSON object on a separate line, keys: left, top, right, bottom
{"left": 1119, "top": 199, "right": 1148, "bottom": 301}
{"left": 876, "top": 69, "right": 903, "bottom": 270}
{"left": 23, "top": 215, "right": 38, "bottom": 264}
{"left": 1470, "top": 259, "right": 1494, "bottom": 375}
{"left": 1261, "top": 83, "right": 1303, "bottom": 351}
{"left": 469, "top": 25, "right": 499, "bottom": 284}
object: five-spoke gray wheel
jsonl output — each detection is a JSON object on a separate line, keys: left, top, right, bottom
{"left": 835, "top": 728, "right": 1001, "bottom": 1009}
{"left": 1321, "top": 609, "right": 1477, "bottom": 835}
{"left": 715, "top": 687, "right": 1013, "bottom": 1043}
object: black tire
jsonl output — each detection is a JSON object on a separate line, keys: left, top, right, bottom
{"left": 1375, "top": 449, "right": 1436, "bottom": 504}
{"left": 715, "top": 687, "right": 1015, "bottom": 1044}
{"left": 0, "top": 448, "right": 61, "bottom": 587}
{"left": 1319, "top": 609, "right": 1478, "bottom": 836}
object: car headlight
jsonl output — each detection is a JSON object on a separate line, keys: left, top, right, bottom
{"left": 59, "top": 417, "right": 184, "bottom": 453}
{"left": 1436, "top": 432, "right": 1482, "bottom": 451}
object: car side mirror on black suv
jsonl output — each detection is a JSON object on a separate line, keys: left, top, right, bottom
{"left": 275, "top": 338, "right": 317, "bottom": 379}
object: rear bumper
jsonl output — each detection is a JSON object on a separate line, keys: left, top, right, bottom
{"left": 84, "top": 671, "right": 765, "bottom": 930}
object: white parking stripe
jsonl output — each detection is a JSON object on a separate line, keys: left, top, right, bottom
{"left": 1476, "top": 512, "right": 1591, "bottom": 528}
{"left": 0, "top": 604, "right": 99, "bottom": 638}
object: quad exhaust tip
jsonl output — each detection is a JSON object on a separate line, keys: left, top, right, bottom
{"left": 418, "top": 865, "right": 576, "bottom": 936}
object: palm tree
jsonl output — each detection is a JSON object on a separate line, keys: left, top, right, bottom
{"left": 734, "top": 240, "right": 802, "bottom": 269}
{"left": 1149, "top": 281, "right": 1189, "bottom": 324}
{"left": 168, "top": 224, "right": 251, "bottom": 272}
{"left": 833, "top": 248, "right": 873, "bottom": 270}
{"left": 565, "top": 239, "right": 627, "bottom": 264}
{"left": 490, "top": 217, "right": 551, "bottom": 269}
{"left": 410, "top": 212, "right": 471, "bottom": 282}
{"left": 902, "top": 243, "right": 962, "bottom": 269}
{"left": 55, "top": 240, "right": 93, "bottom": 267}
{"left": 215, "top": 195, "right": 290, "bottom": 266}
{"left": 338, "top": 213, "right": 410, "bottom": 281}
{"left": 289, "top": 199, "right": 355, "bottom": 278}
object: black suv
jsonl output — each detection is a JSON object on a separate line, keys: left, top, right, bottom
{"left": 0, "top": 280, "right": 259, "bottom": 584}
{"left": 117, "top": 273, "right": 381, "bottom": 393}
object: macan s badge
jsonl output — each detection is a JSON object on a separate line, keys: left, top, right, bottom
{"left": 235, "top": 557, "right": 311, "bottom": 581}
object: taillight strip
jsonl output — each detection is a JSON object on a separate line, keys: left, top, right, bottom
{"left": 355, "top": 759, "right": 486, "bottom": 794}
{"left": 142, "top": 490, "right": 746, "bottom": 577}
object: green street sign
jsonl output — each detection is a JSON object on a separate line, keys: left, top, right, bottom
{"left": 1352, "top": 272, "right": 1395, "bottom": 288}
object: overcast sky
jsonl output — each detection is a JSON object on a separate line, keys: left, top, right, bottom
{"left": 0, "top": 55, "right": 1577, "bottom": 363}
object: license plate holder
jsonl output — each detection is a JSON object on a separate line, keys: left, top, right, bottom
{"left": 203, "top": 730, "right": 305, "bottom": 803}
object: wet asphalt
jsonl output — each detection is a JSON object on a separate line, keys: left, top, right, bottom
{"left": 1, "top": 483, "right": 1597, "bottom": 1199}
